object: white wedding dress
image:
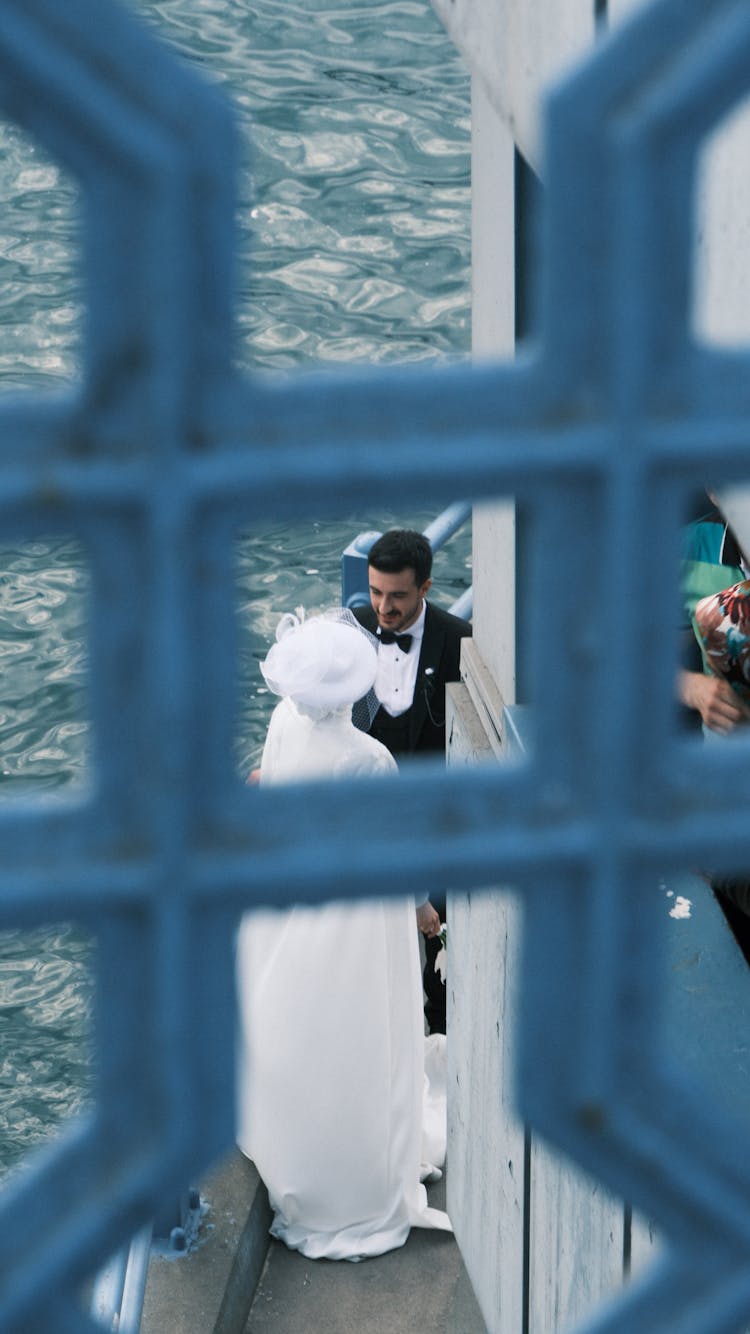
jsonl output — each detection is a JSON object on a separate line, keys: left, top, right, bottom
{"left": 236, "top": 695, "right": 450, "bottom": 1260}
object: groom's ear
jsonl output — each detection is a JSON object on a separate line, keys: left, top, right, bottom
{"left": 419, "top": 578, "right": 432, "bottom": 598}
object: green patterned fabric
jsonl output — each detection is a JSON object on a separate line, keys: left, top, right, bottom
{"left": 694, "top": 580, "right": 750, "bottom": 703}
{"left": 681, "top": 513, "right": 744, "bottom": 674}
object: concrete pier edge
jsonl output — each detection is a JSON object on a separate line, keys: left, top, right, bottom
{"left": 212, "top": 1163, "right": 273, "bottom": 1334}
{"left": 140, "top": 1149, "right": 271, "bottom": 1334}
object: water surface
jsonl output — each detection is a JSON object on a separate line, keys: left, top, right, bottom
{"left": 0, "top": 0, "right": 471, "bottom": 1176}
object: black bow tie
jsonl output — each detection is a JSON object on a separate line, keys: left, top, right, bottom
{"left": 379, "top": 630, "right": 413, "bottom": 653}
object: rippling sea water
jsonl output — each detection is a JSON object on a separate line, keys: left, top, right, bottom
{"left": 0, "top": 0, "right": 470, "bottom": 1176}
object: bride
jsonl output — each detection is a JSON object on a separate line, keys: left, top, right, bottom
{"left": 236, "top": 608, "right": 450, "bottom": 1260}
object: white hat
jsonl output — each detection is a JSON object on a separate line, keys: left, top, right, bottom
{"left": 261, "top": 611, "right": 378, "bottom": 711}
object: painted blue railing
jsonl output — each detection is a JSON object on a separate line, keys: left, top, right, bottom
{"left": 2, "top": 2, "right": 750, "bottom": 1333}
{"left": 90, "top": 1225, "right": 152, "bottom": 1334}
{"left": 341, "top": 501, "right": 472, "bottom": 616}
{"left": 91, "top": 1189, "right": 202, "bottom": 1332}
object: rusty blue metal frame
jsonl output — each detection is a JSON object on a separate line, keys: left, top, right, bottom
{"left": 1, "top": 1, "right": 750, "bottom": 1330}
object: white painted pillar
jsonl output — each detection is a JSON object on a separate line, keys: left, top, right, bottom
{"left": 437, "top": 2, "right": 660, "bottom": 1330}
{"left": 446, "top": 72, "right": 523, "bottom": 1332}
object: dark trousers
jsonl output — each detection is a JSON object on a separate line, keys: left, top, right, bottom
{"left": 369, "top": 709, "right": 447, "bottom": 1029}
{"left": 423, "top": 894, "right": 446, "bottom": 1035}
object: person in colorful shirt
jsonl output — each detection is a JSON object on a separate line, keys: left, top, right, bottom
{"left": 679, "top": 501, "right": 750, "bottom": 734}
{"left": 680, "top": 499, "right": 750, "bottom": 962}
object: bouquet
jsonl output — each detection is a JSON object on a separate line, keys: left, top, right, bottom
{"left": 694, "top": 578, "right": 750, "bottom": 704}
{"left": 434, "top": 923, "right": 447, "bottom": 983}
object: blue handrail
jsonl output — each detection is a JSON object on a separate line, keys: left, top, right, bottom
{"left": 341, "top": 503, "right": 473, "bottom": 618}
{"left": 118, "top": 1225, "right": 154, "bottom": 1334}
{"left": 421, "top": 501, "right": 472, "bottom": 552}
{"left": 90, "top": 1247, "right": 128, "bottom": 1326}
{"left": 448, "top": 585, "right": 472, "bottom": 621}
{"left": 90, "top": 1188, "right": 202, "bottom": 1332}
{"left": 90, "top": 1224, "right": 152, "bottom": 1333}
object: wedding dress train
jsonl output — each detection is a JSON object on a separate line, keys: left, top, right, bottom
{"left": 236, "top": 694, "right": 450, "bottom": 1260}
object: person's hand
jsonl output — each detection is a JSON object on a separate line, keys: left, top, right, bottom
{"left": 416, "top": 901, "right": 441, "bottom": 938}
{"left": 679, "top": 670, "right": 750, "bottom": 734}
{"left": 246, "top": 767, "right": 261, "bottom": 785}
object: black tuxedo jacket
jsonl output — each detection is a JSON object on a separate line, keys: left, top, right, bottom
{"left": 353, "top": 601, "right": 471, "bottom": 754}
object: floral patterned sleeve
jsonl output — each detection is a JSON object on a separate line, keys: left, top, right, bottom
{"left": 694, "top": 579, "right": 750, "bottom": 702}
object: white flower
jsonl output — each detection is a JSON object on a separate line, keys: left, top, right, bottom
{"left": 434, "top": 922, "right": 447, "bottom": 982}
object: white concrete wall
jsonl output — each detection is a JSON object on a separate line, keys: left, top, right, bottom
{"left": 439, "top": 2, "right": 674, "bottom": 1330}
{"left": 433, "top": 0, "right": 595, "bottom": 171}
{"left": 442, "top": 0, "right": 750, "bottom": 1326}
{"left": 694, "top": 96, "right": 750, "bottom": 349}
{"left": 692, "top": 57, "right": 750, "bottom": 550}
{"left": 446, "top": 681, "right": 525, "bottom": 1332}
{"left": 470, "top": 76, "right": 516, "bottom": 708}
{"left": 527, "top": 1147, "right": 625, "bottom": 1334}
{"left": 446, "top": 68, "right": 522, "bottom": 1334}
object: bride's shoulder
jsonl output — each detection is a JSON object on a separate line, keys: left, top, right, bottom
{"left": 328, "top": 727, "right": 397, "bottom": 778}
{"left": 357, "top": 732, "right": 398, "bottom": 773}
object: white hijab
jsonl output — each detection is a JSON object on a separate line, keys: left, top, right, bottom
{"left": 259, "top": 609, "right": 396, "bottom": 784}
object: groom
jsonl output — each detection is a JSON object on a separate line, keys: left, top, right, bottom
{"left": 353, "top": 529, "right": 471, "bottom": 1033}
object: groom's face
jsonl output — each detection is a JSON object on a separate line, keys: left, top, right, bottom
{"left": 368, "top": 565, "right": 431, "bottom": 634}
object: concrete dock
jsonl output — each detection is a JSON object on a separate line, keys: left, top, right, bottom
{"left": 140, "top": 1148, "right": 487, "bottom": 1334}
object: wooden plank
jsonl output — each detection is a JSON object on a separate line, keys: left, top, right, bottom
{"left": 447, "top": 682, "right": 526, "bottom": 1334}
{"left": 629, "top": 1211, "right": 660, "bottom": 1282}
{"left": 527, "top": 1136, "right": 625, "bottom": 1332}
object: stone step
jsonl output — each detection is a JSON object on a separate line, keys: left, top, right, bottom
{"left": 139, "top": 1152, "right": 486, "bottom": 1334}
{"left": 140, "top": 1149, "right": 271, "bottom": 1334}
{"left": 244, "top": 1172, "right": 487, "bottom": 1334}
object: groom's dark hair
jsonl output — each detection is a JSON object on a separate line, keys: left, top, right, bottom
{"left": 367, "top": 529, "right": 433, "bottom": 587}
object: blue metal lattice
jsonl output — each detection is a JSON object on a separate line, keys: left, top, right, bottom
{"left": 1, "top": 1, "right": 750, "bottom": 1331}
